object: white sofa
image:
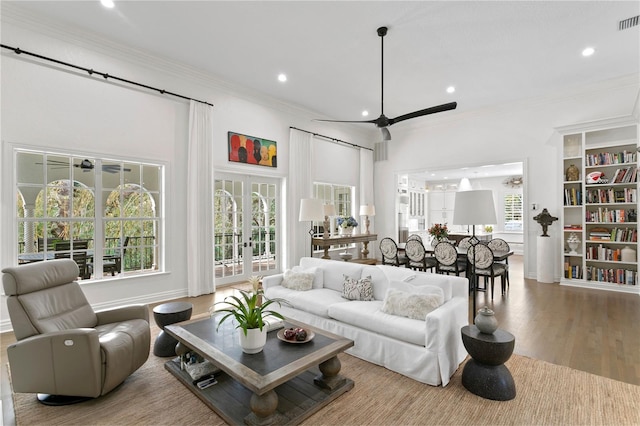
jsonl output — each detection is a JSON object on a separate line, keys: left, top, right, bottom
{"left": 262, "top": 257, "right": 469, "bottom": 386}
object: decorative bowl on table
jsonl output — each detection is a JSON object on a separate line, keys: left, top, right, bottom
{"left": 277, "top": 327, "right": 315, "bottom": 344}
{"left": 339, "top": 252, "right": 353, "bottom": 261}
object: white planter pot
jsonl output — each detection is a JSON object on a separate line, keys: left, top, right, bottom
{"left": 239, "top": 327, "right": 267, "bottom": 354}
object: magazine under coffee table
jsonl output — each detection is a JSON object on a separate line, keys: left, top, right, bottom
{"left": 164, "top": 316, "right": 354, "bottom": 425}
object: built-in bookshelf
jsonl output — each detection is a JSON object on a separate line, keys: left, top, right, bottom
{"left": 558, "top": 118, "right": 638, "bottom": 294}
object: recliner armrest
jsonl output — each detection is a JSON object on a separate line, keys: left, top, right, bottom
{"left": 96, "top": 304, "right": 149, "bottom": 325}
{"left": 8, "top": 329, "right": 103, "bottom": 397}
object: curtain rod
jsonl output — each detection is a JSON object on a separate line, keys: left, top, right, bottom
{"left": 290, "top": 127, "right": 373, "bottom": 151}
{"left": 1, "top": 44, "right": 214, "bottom": 107}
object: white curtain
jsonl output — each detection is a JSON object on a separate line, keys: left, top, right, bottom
{"left": 186, "top": 100, "right": 215, "bottom": 296}
{"left": 287, "top": 128, "right": 314, "bottom": 267}
{"left": 360, "top": 147, "right": 375, "bottom": 227}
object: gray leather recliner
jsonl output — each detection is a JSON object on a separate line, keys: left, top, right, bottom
{"left": 2, "top": 259, "right": 150, "bottom": 404}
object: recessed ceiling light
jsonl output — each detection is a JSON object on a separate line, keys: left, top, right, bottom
{"left": 446, "top": 86, "right": 455, "bottom": 94}
{"left": 582, "top": 47, "right": 595, "bottom": 57}
{"left": 100, "top": 0, "right": 114, "bottom": 8}
{"left": 277, "top": 73, "right": 287, "bottom": 82}
{"left": 362, "top": 110, "right": 369, "bottom": 117}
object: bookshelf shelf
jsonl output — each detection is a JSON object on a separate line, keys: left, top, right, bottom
{"left": 558, "top": 119, "right": 638, "bottom": 293}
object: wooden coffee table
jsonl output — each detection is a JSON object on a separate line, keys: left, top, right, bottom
{"left": 164, "top": 316, "right": 354, "bottom": 425}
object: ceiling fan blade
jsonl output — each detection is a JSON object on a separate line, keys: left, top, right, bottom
{"left": 389, "top": 102, "right": 457, "bottom": 125}
{"left": 314, "top": 118, "right": 379, "bottom": 124}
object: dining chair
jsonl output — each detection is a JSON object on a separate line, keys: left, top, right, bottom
{"left": 404, "top": 239, "right": 436, "bottom": 272}
{"left": 54, "top": 240, "right": 91, "bottom": 280}
{"left": 457, "top": 237, "right": 472, "bottom": 252}
{"left": 488, "top": 238, "right": 511, "bottom": 290}
{"left": 407, "top": 234, "right": 423, "bottom": 243}
{"left": 379, "top": 237, "right": 407, "bottom": 267}
{"left": 434, "top": 241, "right": 467, "bottom": 276}
{"left": 467, "top": 243, "right": 508, "bottom": 299}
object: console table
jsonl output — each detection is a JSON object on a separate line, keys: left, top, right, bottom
{"left": 312, "top": 234, "right": 377, "bottom": 260}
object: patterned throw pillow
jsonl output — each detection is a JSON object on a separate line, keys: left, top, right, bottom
{"left": 281, "top": 269, "right": 314, "bottom": 291}
{"left": 381, "top": 288, "right": 443, "bottom": 320}
{"left": 342, "top": 275, "right": 374, "bottom": 301}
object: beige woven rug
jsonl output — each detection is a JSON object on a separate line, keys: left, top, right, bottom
{"left": 11, "top": 333, "right": 640, "bottom": 425}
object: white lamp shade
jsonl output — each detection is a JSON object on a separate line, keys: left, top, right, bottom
{"left": 359, "top": 204, "right": 376, "bottom": 216}
{"left": 453, "top": 190, "right": 497, "bottom": 225}
{"left": 323, "top": 204, "right": 336, "bottom": 217}
{"left": 299, "top": 198, "right": 324, "bottom": 221}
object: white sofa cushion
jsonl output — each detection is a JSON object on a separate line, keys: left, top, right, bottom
{"left": 327, "top": 301, "right": 426, "bottom": 346}
{"left": 406, "top": 274, "right": 454, "bottom": 302}
{"left": 299, "top": 257, "right": 364, "bottom": 292}
{"left": 265, "top": 287, "right": 348, "bottom": 318}
{"left": 381, "top": 287, "right": 444, "bottom": 320}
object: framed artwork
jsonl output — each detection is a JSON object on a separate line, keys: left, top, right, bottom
{"left": 228, "top": 131, "right": 277, "bottom": 167}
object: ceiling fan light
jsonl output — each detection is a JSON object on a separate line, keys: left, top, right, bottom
{"left": 380, "top": 127, "right": 391, "bottom": 141}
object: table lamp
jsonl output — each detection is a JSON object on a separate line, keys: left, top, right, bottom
{"left": 359, "top": 204, "right": 376, "bottom": 234}
{"left": 323, "top": 204, "right": 336, "bottom": 239}
{"left": 453, "top": 190, "right": 497, "bottom": 321}
{"left": 299, "top": 198, "right": 324, "bottom": 256}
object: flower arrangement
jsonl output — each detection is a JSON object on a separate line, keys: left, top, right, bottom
{"left": 428, "top": 223, "right": 449, "bottom": 240}
{"left": 336, "top": 215, "right": 358, "bottom": 229}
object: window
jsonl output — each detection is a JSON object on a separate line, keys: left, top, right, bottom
{"left": 15, "top": 150, "right": 163, "bottom": 280}
{"left": 313, "top": 183, "right": 354, "bottom": 251}
{"left": 504, "top": 193, "right": 523, "bottom": 231}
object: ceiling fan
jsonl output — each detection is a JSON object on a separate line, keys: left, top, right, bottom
{"left": 75, "top": 159, "right": 131, "bottom": 173}
{"left": 316, "top": 26, "right": 457, "bottom": 140}
{"left": 37, "top": 159, "right": 131, "bottom": 173}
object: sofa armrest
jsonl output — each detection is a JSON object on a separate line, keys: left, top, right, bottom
{"left": 96, "top": 304, "right": 149, "bottom": 325}
{"left": 425, "top": 296, "right": 468, "bottom": 351}
{"left": 262, "top": 274, "right": 284, "bottom": 290}
{"left": 424, "top": 296, "right": 469, "bottom": 386}
{"left": 8, "top": 329, "right": 103, "bottom": 397}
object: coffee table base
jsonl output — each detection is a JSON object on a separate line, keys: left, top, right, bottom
{"left": 165, "top": 358, "right": 354, "bottom": 425}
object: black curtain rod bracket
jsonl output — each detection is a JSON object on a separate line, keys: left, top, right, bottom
{"left": 1, "top": 44, "right": 213, "bottom": 107}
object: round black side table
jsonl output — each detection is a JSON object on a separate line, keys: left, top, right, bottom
{"left": 461, "top": 325, "right": 516, "bottom": 401}
{"left": 153, "top": 301, "right": 193, "bottom": 357}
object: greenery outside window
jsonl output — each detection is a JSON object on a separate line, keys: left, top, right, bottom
{"left": 15, "top": 150, "right": 162, "bottom": 280}
{"left": 504, "top": 193, "right": 523, "bottom": 231}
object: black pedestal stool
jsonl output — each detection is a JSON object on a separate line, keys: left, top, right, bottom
{"left": 153, "top": 301, "right": 193, "bottom": 357}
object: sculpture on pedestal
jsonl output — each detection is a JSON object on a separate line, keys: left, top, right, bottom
{"left": 533, "top": 208, "right": 558, "bottom": 237}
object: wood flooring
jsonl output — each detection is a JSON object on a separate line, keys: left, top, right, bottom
{"left": 2, "top": 255, "right": 639, "bottom": 425}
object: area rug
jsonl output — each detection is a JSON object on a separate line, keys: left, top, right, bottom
{"left": 10, "top": 332, "right": 640, "bottom": 425}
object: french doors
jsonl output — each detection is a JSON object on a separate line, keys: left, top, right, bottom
{"left": 213, "top": 173, "right": 280, "bottom": 285}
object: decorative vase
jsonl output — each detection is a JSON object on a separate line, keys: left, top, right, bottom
{"left": 340, "top": 226, "right": 354, "bottom": 236}
{"left": 239, "top": 327, "right": 267, "bottom": 354}
{"left": 566, "top": 233, "right": 580, "bottom": 255}
{"left": 474, "top": 306, "right": 498, "bottom": 334}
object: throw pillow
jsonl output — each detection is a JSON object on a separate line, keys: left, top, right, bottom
{"left": 381, "top": 288, "right": 443, "bottom": 320}
{"left": 291, "top": 265, "right": 323, "bottom": 289}
{"left": 281, "top": 269, "right": 314, "bottom": 291}
{"left": 342, "top": 274, "right": 374, "bottom": 301}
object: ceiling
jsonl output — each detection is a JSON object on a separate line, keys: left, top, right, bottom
{"left": 4, "top": 1, "right": 639, "bottom": 134}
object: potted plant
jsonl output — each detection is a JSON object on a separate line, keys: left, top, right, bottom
{"left": 213, "top": 278, "right": 287, "bottom": 354}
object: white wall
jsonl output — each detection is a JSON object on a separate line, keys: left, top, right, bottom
{"left": 0, "top": 19, "right": 373, "bottom": 331}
